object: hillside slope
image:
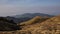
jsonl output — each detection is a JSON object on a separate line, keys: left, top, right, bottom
{"left": 19, "top": 16, "right": 60, "bottom": 34}
{"left": 19, "top": 16, "right": 41, "bottom": 26}
{"left": 0, "top": 16, "right": 60, "bottom": 34}
{"left": 18, "top": 16, "right": 49, "bottom": 30}
{"left": 18, "top": 16, "right": 49, "bottom": 26}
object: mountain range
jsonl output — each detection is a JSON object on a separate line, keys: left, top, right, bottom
{"left": 9, "top": 13, "right": 53, "bottom": 23}
{"left": 0, "top": 13, "right": 60, "bottom": 34}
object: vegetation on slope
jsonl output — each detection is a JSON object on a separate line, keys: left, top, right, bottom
{"left": 0, "top": 17, "right": 20, "bottom": 31}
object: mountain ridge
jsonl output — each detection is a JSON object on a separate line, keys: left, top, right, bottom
{"left": 12, "top": 13, "right": 53, "bottom": 18}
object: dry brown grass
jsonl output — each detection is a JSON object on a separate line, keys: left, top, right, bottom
{"left": 18, "top": 16, "right": 41, "bottom": 26}
{"left": 19, "top": 16, "right": 60, "bottom": 34}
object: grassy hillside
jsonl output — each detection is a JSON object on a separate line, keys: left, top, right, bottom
{"left": 18, "top": 16, "right": 41, "bottom": 26}
{"left": 0, "top": 16, "right": 60, "bottom": 34}
{"left": 18, "top": 16, "right": 60, "bottom": 34}
{"left": 18, "top": 16, "right": 49, "bottom": 26}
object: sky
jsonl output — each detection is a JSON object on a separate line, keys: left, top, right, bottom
{"left": 0, "top": 0, "right": 60, "bottom": 16}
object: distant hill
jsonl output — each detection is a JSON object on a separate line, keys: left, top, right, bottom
{"left": 7, "top": 13, "right": 53, "bottom": 23}
{"left": 12, "top": 13, "right": 53, "bottom": 18}
{"left": 10, "top": 13, "right": 53, "bottom": 23}
{"left": 6, "top": 16, "right": 32, "bottom": 23}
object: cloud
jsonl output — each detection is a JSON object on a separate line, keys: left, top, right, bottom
{"left": 0, "top": 5, "right": 16, "bottom": 16}
{"left": 0, "top": 0, "right": 60, "bottom": 16}
{"left": 0, "top": 5, "right": 60, "bottom": 16}
{"left": 0, "top": 0, "right": 8, "bottom": 4}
